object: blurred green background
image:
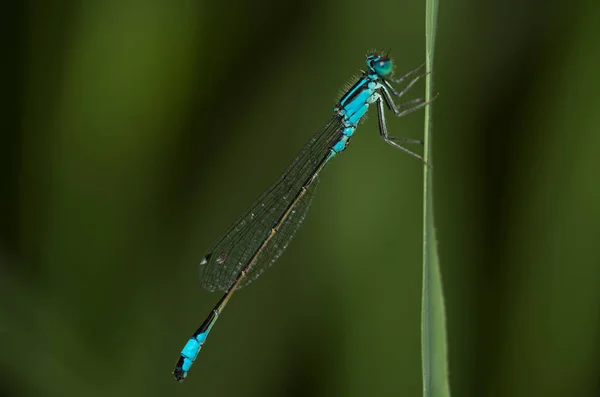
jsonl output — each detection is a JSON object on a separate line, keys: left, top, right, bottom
{"left": 2, "top": 0, "right": 600, "bottom": 396}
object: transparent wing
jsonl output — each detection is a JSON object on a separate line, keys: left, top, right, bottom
{"left": 198, "top": 117, "right": 343, "bottom": 292}
{"left": 238, "top": 175, "right": 319, "bottom": 288}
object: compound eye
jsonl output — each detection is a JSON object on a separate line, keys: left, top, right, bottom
{"left": 373, "top": 58, "right": 393, "bottom": 76}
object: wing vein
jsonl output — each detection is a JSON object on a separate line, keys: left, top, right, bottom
{"left": 198, "top": 116, "right": 343, "bottom": 292}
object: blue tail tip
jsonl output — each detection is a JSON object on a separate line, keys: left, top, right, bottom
{"left": 173, "top": 358, "right": 187, "bottom": 382}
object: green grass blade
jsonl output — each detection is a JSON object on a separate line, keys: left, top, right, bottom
{"left": 421, "top": 0, "right": 451, "bottom": 396}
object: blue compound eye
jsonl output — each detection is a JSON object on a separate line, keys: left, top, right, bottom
{"left": 373, "top": 57, "right": 393, "bottom": 76}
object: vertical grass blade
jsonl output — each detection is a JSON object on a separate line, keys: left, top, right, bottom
{"left": 421, "top": 0, "right": 451, "bottom": 396}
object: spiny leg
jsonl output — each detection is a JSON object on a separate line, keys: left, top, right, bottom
{"left": 388, "top": 136, "right": 424, "bottom": 145}
{"left": 380, "top": 85, "right": 436, "bottom": 118}
{"left": 383, "top": 71, "right": 429, "bottom": 98}
{"left": 387, "top": 62, "right": 425, "bottom": 84}
{"left": 382, "top": 99, "right": 425, "bottom": 144}
{"left": 374, "top": 93, "right": 425, "bottom": 162}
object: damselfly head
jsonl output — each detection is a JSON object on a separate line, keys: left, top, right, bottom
{"left": 366, "top": 53, "right": 394, "bottom": 77}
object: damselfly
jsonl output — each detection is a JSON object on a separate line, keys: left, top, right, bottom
{"left": 173, "top": 51, "right": 430, "bottom": 381}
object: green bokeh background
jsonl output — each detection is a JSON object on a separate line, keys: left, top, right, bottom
{"left": 2, "top": 0, "right": 599, "bottom": 396}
